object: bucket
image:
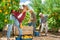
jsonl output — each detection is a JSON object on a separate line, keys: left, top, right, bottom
{"left": 16, "top": 36, "right": 22, "bottom": 40}
{"left": 34, "top": 31, "right": 40, "bottom": 36}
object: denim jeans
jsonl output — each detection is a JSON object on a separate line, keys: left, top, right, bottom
{"left": 7, "top": 14, "right": 22, "bottom": 39}
{"left": 28, "top": 22, "right": 36, "bottom": 27}
{"left": 28, "top": 22, "right": 36, "bottom": 35}
{"left": 40, "top": 22, "right": 48, "bottom": 34}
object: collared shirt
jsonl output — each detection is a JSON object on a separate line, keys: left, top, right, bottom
{"left": 30, "top": 12, "right": 36, "bottom": 22}
{"left": 40, "top": 15, "right": 48, "bottom": 24}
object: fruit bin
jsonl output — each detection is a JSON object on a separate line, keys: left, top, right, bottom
{"left": 16, "top": 35, "right": 33, "bottom": 40}
{"left": 22, "top": 35, "right": 33, "bottom": 40}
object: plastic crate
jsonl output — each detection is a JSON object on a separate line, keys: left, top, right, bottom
{"left": 22, "top": 35, "right": 33, "bottom": 40}
{"left": 16, "top": 35, "right": 33, "bottom": 40}
{"left": 22, "top": 38, "right": 32, "bottom": 40}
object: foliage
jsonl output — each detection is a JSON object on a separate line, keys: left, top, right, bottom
{"left": 30, "top": 0, "right": 60, "bottom": 31}
{"left": 45, "top": 0, "right": 60, "bottom": 30}
{"left": 0, "top": 0, "right": 20, "bottom": 30}
{"left": 22, "top": 11, "right": 30, "bottom": 26}
{"left": 30, "top": 0, "right": 41, "bottom": 26}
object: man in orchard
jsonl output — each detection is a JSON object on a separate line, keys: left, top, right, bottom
{"left": 7, "top": 5, "right": 29, "bottom": 40}
{"left": 39, "top": 13, "right": 48, "bottom": 36}
{"left": 28, "top": 10, "right": 36, "bottom": 36}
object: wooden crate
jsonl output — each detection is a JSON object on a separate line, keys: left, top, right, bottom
{"left": 22, "top": 26, "right": 33, "bottom": 35}
{"left": 13, "top": 26, "right": 33, "bottom": 35}
{"left": 13, "top": 26, "right": 19, "bottom": 36}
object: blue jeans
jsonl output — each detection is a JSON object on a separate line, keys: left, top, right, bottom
{"left": 28, "top": 22, "right": 36, "bottom": 27}
{"left": 7, "top": 14, "right": 22, "bottom": 39}
{"left": 28, "top": 22, "right": 36, "bottom": 33}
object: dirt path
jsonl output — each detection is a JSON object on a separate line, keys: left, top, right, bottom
{"left": 0, "top": 32, "right": 60, "bottom": 40}
{"left": 33, "top": 33, "right": 60, "bottom": 40}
